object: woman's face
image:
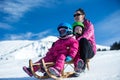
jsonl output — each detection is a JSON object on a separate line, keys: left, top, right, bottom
{"left": 74, "top": 11, "right": 85, "bottom": 22}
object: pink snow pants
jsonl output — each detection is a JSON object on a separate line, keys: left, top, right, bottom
{"left": 33, "top": 53, "right": 66, "bottom": 73}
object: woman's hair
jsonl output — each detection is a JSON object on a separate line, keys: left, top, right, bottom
{"left": 76, "top": 8, "right": 85, "bottom": 15}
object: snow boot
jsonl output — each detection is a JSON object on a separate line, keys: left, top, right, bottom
{"left": 73, "top": 59, "right": 84, "bottom": 77}
{"left": 23, "top": 66, "right": 33, "bottom": 77}
{"left": 75, "top": 59, "right": 84, "bottom": 72}
{"left": 43, "top": 72, "right": 48, "bottom": 76}
{"left": 48, "top": 67, "right": 61, "bottom": 77}
{"left": 39, "top": 66, "right": 45, "bottom": 73}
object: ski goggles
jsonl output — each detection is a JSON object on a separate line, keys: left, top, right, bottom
{"left": 58, "top": 28, "right": 68, "bottom": 37}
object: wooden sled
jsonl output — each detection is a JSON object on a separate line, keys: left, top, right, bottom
{"left": 29, "top": 59, "right": 76, "bottom": 80}
{"left": 29, "top": 59, "right": 90, "bottom": 80}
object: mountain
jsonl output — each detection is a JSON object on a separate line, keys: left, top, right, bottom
{"left": 0, "top": 36, "right": 110, "bottom": 60}
{"left": 0, "top": 36, "right": 58, "bottom": 60}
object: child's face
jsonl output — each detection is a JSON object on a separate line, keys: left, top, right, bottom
{"left": 74, "top": 26, "right": 83, "bottom": 35}
{"left": 58, "top": 28, "right": 67, "bottom": 37}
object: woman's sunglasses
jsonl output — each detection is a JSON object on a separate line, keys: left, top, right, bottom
{"left": 73, "top": 13, "right": 83, "bottom": 17}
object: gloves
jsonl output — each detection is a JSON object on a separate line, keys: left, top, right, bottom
{"left": 65, "top": 56, "right": 72, "bottom": 62}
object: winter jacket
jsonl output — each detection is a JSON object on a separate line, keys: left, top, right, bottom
{"left": 33, "top": 35, "right": 79, "bottom": 72}
{"left": 76, "top": 19, "right": 96, "bottom": 54}
{"left": 46, "top": 36, "right": 79, "bottom": 58}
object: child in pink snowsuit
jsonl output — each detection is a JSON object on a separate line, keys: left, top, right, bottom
{"left": 23, "top": 22, "right": 78, "bottom": 77}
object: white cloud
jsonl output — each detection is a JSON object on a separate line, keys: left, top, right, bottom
{"left": 1, "top": 0, "right": 59, "bottom": 22}
{"left": 95, "top": 10, "right": 120, "bottom": 45}
{"left": 4, "top": 30, "right": 51, "bottom": 40}
{"left": 34, "top": 30, "right": 51, "bottom": 38}
{"left": 0, "top": 22, "right": 12, "bottom": 30}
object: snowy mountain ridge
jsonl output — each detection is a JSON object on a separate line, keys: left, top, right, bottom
{"left": 0, "top": 36, "right": 110, "bottom": 60}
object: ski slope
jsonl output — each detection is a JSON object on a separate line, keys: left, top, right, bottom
{"left": 0, "top": 50, "right": 120, "bottom": 80}
{"left": 0, "top": 36, "right": 120, "bottom": 80}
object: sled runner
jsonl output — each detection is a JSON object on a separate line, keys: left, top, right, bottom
{"left": 29, "top": 59, "right": 76, "bottom": 80}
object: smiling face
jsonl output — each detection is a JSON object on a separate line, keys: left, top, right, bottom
{"left": 74, "top": 26, "right": 83, "bottom": 35}
{"left": 74, "top": 11, "right": 85, "bottom": 22}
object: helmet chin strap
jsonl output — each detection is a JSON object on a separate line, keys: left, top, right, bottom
{"left": 60, "top": 35, "right": 66, "bottom": 38}
{"left": 74, "top": 32, "right": 82, "bottom": 36}
{"left": 59, "top": 34, "right": 73, "bottom": 39}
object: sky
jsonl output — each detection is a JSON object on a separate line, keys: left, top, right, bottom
{"left": 0, "top": 0, "right": 120, "bottom": 46}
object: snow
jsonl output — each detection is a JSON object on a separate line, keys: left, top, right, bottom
{"left": 0, "top": 36, "right": 120, "bottom": 80}
{"left": 96, "top": 45, "right": 110, "bottom": 50}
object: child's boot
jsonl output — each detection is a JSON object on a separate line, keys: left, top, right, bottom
{"left": 23, "top": 66, "right": 33, "bottom": 77}
{"left": 48, "top": 67, "right": 61, "bottom": 77}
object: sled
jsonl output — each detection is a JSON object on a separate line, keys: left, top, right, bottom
{"left": 29, "top": 58, "right": 90, "bottom": 80}
{"left": 29, "top": 59, "right": 75, "bottom": 80}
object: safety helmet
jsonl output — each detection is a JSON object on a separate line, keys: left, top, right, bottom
{"left": 72, "top": 22, "right": 84, "bottom": 29}
{"left": 57, "top": 22, "right": 72, "bottom": 37}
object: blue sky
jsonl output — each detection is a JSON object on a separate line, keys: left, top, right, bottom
{"left": 0, "top": 0, "right": 120, "bottom": 46}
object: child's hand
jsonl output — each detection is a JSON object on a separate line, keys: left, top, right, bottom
{"left": 65, "top": 56, "right": 72, "bottom": 62}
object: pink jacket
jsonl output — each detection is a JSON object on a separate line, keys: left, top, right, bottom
{"left": 46, "top": 36, "right": 79, "bottom": 58}
{"left": 77, "top": 20, "right": 96, "bottom": 54}
{"left": 34, "top": 36, "right": 79, "bottom": 72}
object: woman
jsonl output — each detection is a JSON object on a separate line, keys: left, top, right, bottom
{"left": 73, "top": 8, "right": 96, "bottom": 76}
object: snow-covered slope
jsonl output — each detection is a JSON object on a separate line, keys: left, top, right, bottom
{"left": 0, "top": 36, "right": 58, "bottom": 60}
{"left": 96, "top": 45, "right": 110, "bottom": 50}
{"left": 0, "top": 50, "right": 120, "bottom": 80}
{"left": 1, "top": 36, "right": 119, "bottom": 80}
{"left": 0, "top": 36, "right": 109, "bottom": 60}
